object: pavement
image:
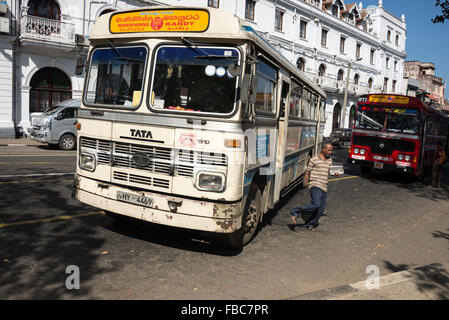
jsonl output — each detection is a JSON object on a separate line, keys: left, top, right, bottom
{"left": 291, "top": 261, "right": 449, "bottom": 300}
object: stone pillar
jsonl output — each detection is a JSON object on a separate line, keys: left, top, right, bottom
{"left": 19, "top": 86, "right": 31, "bottom": 136}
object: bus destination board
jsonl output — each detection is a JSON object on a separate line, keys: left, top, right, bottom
{"left": 368, "top": 95, "right": 410, "bottom": 104}
{"left": 110, "top": 9, "right": 210, "bottom": 33}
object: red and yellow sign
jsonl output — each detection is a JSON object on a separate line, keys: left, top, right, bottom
{"left": 368, "top": 95, "right": 410, "bottom": 104}
{"left": 110, "top": 9, "right": 210, "bottom": 33}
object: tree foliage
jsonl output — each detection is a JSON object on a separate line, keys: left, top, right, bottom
{"left": 432, "top": 0, "right": 449, "bottom": 23}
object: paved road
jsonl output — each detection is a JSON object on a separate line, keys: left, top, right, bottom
{"left": 0, "top": 144, "right": 448, "bottom": 299}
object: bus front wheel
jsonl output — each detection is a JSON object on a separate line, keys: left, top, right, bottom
{"left": 217, "top": 184, "right": 262, "bottom": 250}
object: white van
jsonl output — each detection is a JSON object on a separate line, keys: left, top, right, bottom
{"left": 28, "top": 99, "right": 80, "bottom": 150}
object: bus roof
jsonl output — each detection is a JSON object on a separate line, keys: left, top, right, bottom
{"left": 360, "top": 94, "right": 449, "bottom": 120}
{"left": 89, "top": 6, "right": 326, "bottom": 99}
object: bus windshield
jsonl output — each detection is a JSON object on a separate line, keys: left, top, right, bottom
{"left": 355, "top": 106, "right": 420, "bottom": 134}
{"left": 85, "top": 46, "right": 147, "bottom": 107}
{"left": 150, "top": 46, "right": 239, "bottom": 114}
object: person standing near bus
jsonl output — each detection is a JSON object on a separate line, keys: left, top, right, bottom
{"left": 431, "top": 142, "right": 446, "bottom": 188}
{"left": 290, "top": 142, "right": 337, "bottom": 231}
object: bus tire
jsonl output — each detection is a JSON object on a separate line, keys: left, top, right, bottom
{"left": 217, "top": 184, "right": 262, "bottom": 250}
{"left": 360, "top": 166, "right": 372, "bottom": 175}
{"left": 59, "top": 133, "right": 76, "bottom": 150}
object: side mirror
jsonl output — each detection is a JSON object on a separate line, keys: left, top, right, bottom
{"left": 75, "top": 56, "right": 87, "bottom": 76}
{"left": 228, "top": 63, "right": 242, "bottom": 77}
{"left": 55, "top": 113, "right": 63, "bottom": 120}
{"left": 248, "top": 76, "right": 258, "bottom": 105}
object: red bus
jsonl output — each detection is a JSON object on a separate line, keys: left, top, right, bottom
{"left": 349, "top": 94, "right": 449, "bottom": 177}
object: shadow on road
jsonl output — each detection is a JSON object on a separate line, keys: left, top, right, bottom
{"left": 0, "top": 179, "right": 112, "bottom": 299}
{"left": 102, "top": 217, "right": 241, "bottom": 257}
{"left": 383, "top": 229, "right": 449, "bottom": 299}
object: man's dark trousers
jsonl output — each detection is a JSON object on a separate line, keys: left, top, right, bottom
{"left": 291, "top": 187, "right": 327, "bottom": 227}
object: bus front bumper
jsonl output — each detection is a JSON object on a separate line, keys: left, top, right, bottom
{"left": 72, "top": 174, "right": 243, "bottom": 233}
{"left": 348, "top": 158, "right": 416, "bottom": 174}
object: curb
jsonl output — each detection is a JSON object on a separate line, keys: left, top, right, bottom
{"left": 287, "top": 265, "right": 425, "bottom": 300}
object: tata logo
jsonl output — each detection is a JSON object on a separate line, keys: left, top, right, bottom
{"left": 130, "top": 129, "right": 153, "bottom": 139}
{"left": 379, "top": 143, "right": 385, "bottom": 148}
{"left": 132, "top": 152, "right": 151, "bottom": 167}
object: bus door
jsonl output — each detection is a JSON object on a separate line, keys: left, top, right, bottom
{"left": 272, "top": 75, "right": 290, "bottom": 204}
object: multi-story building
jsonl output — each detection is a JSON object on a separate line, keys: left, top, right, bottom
{"left": 0, "top": 0, "right": 153, "bottom": 138}
{"left": 0, "top": 0, "right": 407, "bottom": 138}
{"left": 403, "top": 60, "right": 446, "bottom": 109}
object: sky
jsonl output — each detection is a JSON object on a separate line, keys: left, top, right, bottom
{"left": 363, "top": 0, "right": 449, "bottom": 98}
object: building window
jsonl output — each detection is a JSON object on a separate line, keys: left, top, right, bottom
{"left": 337, "top": 69, "right": 344, "bottom": 81}
{"left": 27, "top": 0, "right": 61, "bottom": 20}
{"left": 297, "top": 57, "right": 305, "bottom": 72}
{"left": 368, "top": 78, "right": 373, "bottom": 89}
{"left": 356, "top": 43, "right": 361, "bottom": 60}
{"left": 395, "top": 35, "right": 399, "bottom": 46}
{"left": 386, "top": 57, "right": 390, "bottom": 69}
{"left": 333, "top": 103, "right": 341, "bottom": 129}
{"left": 300, "top": 20, "right": 307, "bottom": 39}
{"left": 275, "top": 9, "right": 284, "bottom": 31}
{"left": 387, "top": 30, "right": 391, "bottom": 42}
{"left": 321, "top": 28, "right": 328, "bottom": 46}
{"left": 354, "top": 74, "right": 360, "bottom": 86}
{"left": 318, "top": 64, "right": 326, "bottom": 77}
{"left": 245, "top": 0, "right": 256, "bottom": 21}
{"left": 394, "top": 60, "right": 398, "bottom": 71}
{"left": 29, "top": 67, "right": 72, "bottom": 113}
{"left": 392, "top": 80, "right": 397, "bottom": 92}
{"left": 332, "top": 4, "right": 339, "bottom": 17}
{"left": 370, "top": 49, "right": 375, "bottom": 64}
{"left": 208, "top": 0, "right": 219, "bottom": 8}
{"left": 340, "top": 36, "right": 346, "bottom": 53}
{"left": 384, "top": 77, "right": 389, "bottom": 91}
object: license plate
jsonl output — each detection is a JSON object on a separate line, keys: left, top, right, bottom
{"left": 374, "top": 162, "right": 384, "bottom": 169}
{"left": 117, "top": 191, "right": 153, "bottom": 208}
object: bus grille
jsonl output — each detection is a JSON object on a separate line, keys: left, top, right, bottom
{"left": 352, "top": 136, "right": 415, "bottom": 155}
{"left": 113, "top": 171, "right": 170, "bottom": 189}
{"left": 79, "top": 137, "right": 227, "bottom": 178}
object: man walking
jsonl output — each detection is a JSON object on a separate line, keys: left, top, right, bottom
{"left": 431, "top": 142, "right": 446, "bottom": 189}
{"left": 291, "top": 142, "right": 336, "bottom": 231}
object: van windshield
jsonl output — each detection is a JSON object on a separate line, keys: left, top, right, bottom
{"left": 150, "top": 46, "right": 239, "bottom": 114}
{"left": 42, "top": 105, "right": 61, "bottom": 115}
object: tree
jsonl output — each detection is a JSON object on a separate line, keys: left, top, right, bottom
{"left": 432, "top": 0, "right": 449, "bottom": 23}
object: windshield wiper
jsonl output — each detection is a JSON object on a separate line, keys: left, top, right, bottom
{"left": 181, "top": 37, "right": 237, "bottom": 60}
{"left": 107, "top": 39, "right": 144, "bottom": 63}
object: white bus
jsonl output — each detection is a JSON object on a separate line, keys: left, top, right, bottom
{"left": 72, "top": 7, "right": 327, "bottom": 249}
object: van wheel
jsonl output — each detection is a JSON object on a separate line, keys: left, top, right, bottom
{"left": 59, "top": 134, "right": 76, "bottom": 150}
{"left": 217, "top": 184, "right": 262, "bottom": 250}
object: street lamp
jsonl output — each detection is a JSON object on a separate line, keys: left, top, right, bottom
{"left": 341, "top": 57, "right": 363, "bottom": 128}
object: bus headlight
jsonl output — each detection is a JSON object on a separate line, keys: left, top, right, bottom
{"left": 196, "top": 172, "right": 225, "bottom": 192}
{"left": 354, "top": 148, "right": 360, "bottom": 154}
{"left": 79, "top": 153, "right": 96, "bottom": 172}
{"left": 405, "top": 155, "right": 411, "bottom": 162}
{"left": 360, "top": 149, "right": 366, "bottom": 155}
{"left": 398, "top": 154, "right": 404, "bottom": 161}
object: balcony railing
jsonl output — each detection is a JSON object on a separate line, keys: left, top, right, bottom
{"left": 20, "top": 15, "right": 75, "bottom": 45}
